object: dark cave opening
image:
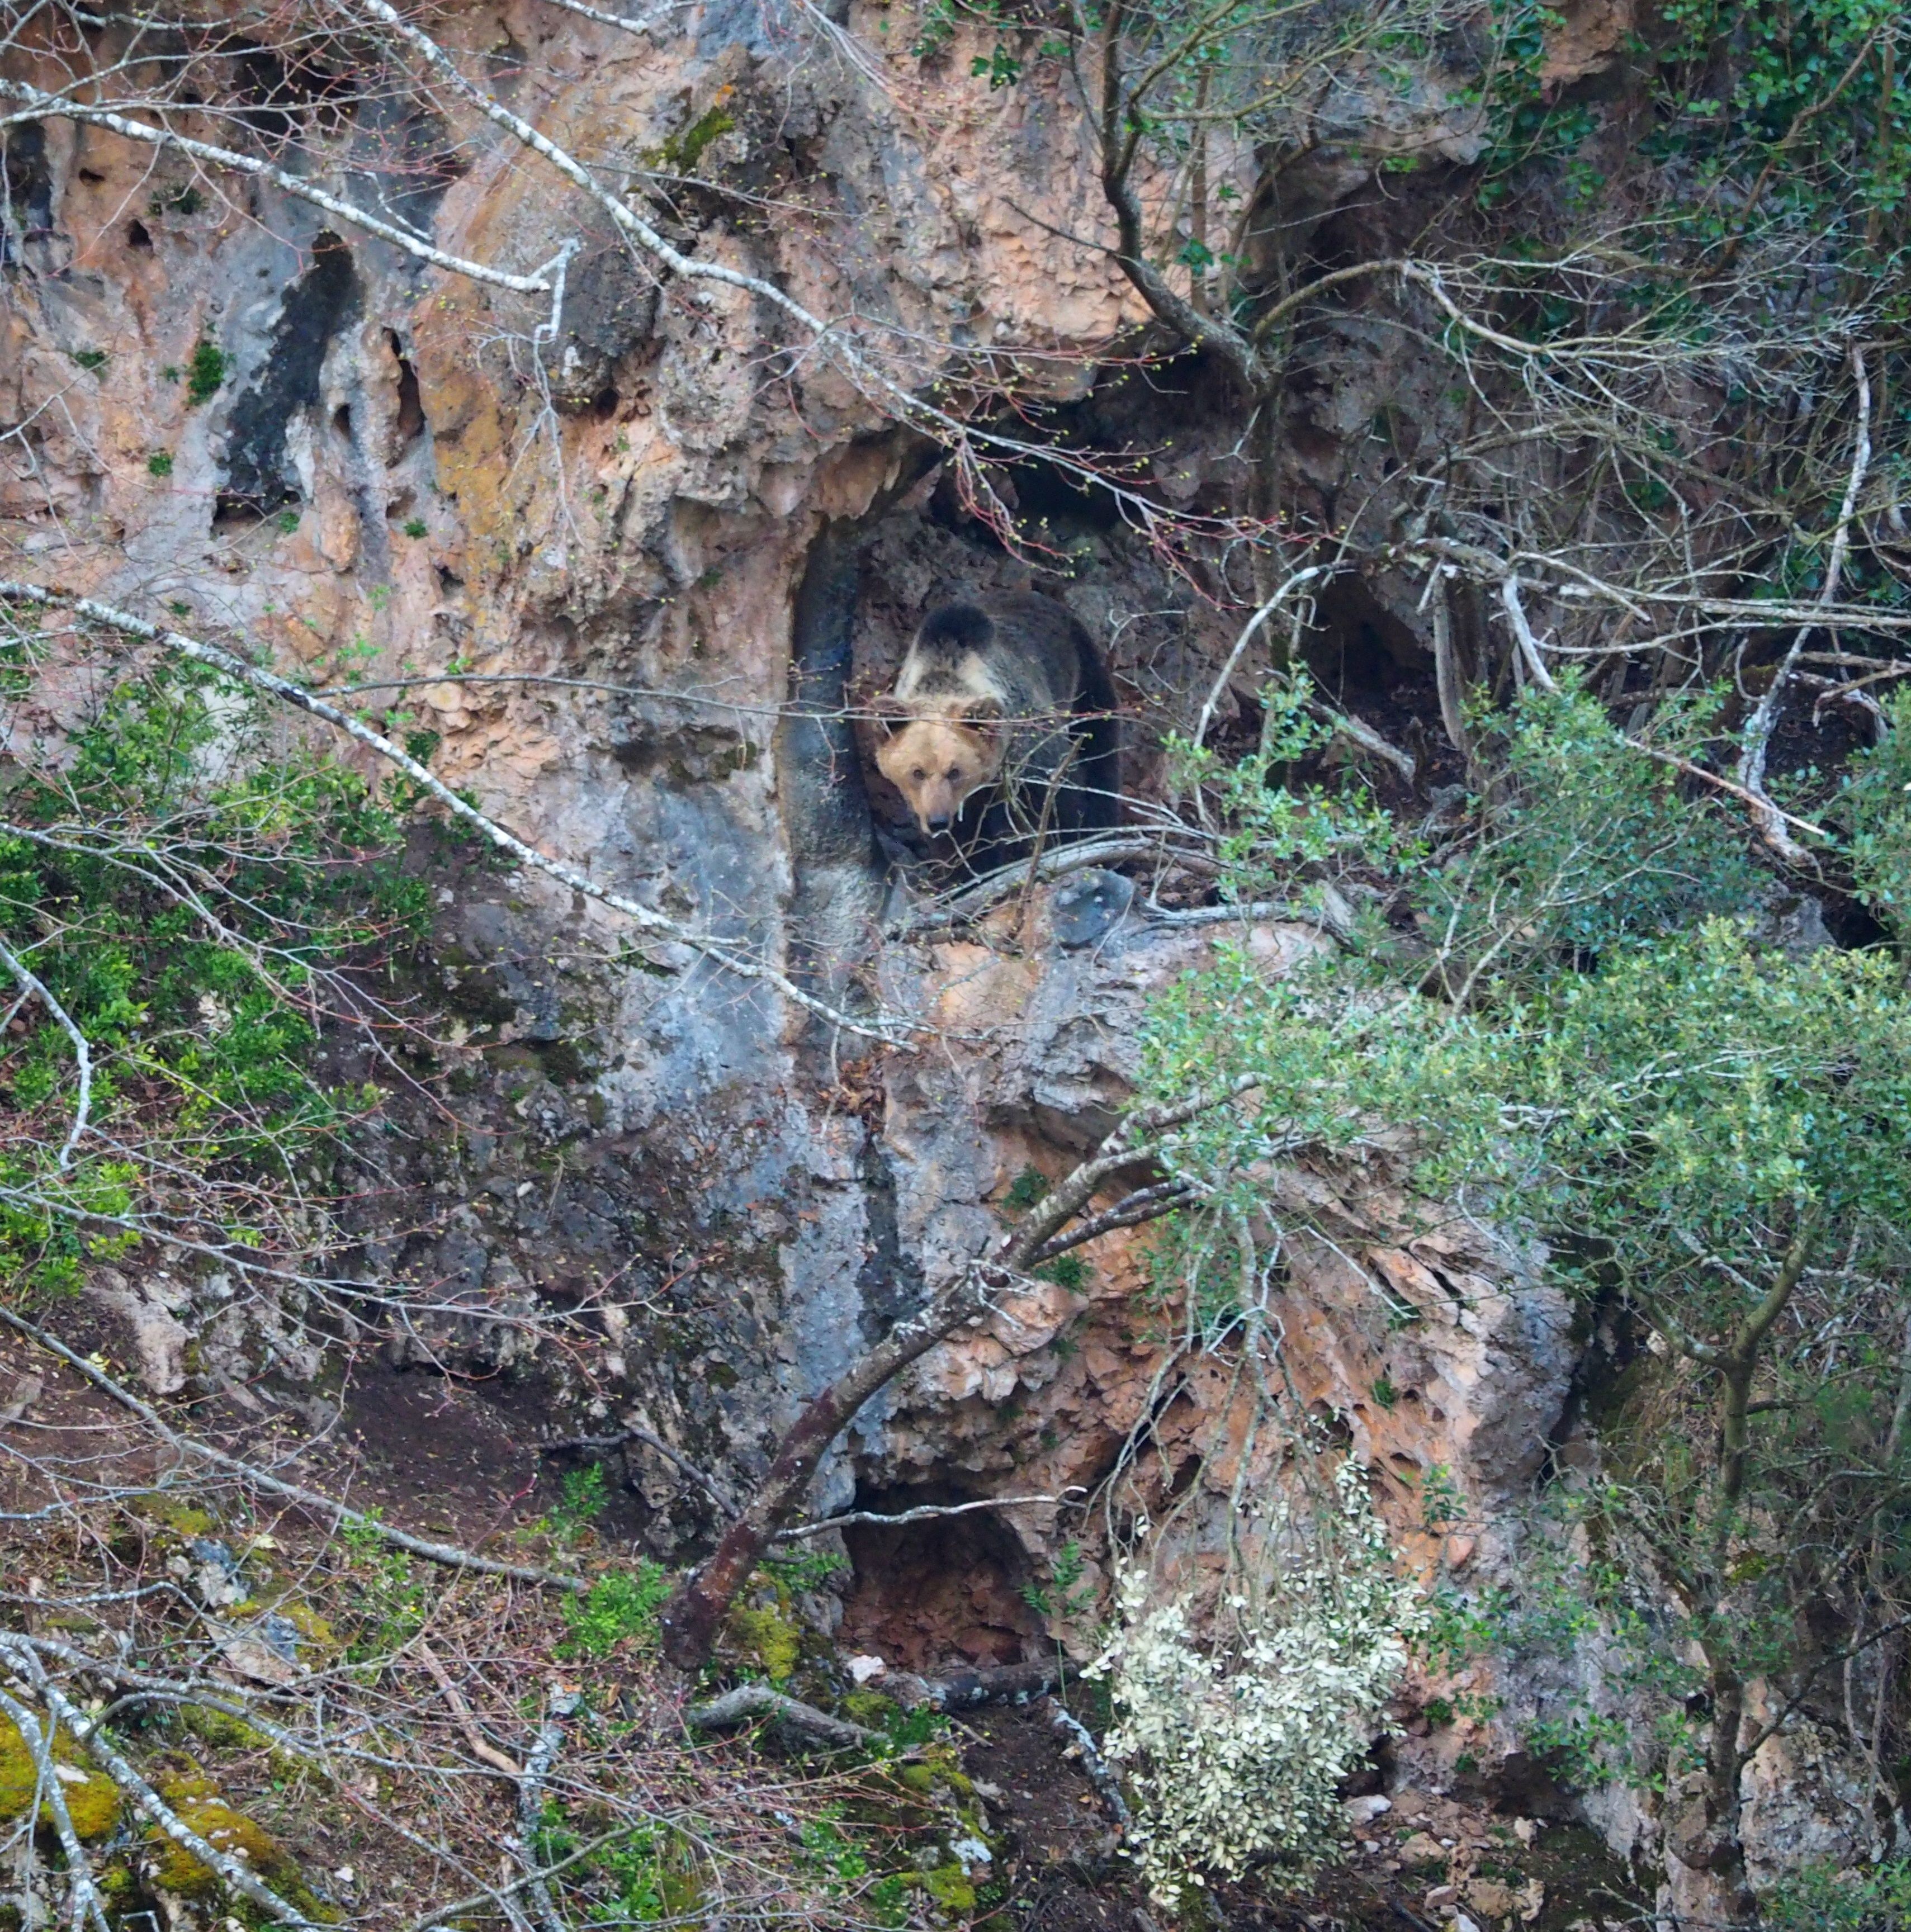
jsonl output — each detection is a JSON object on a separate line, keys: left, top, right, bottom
{"left": 836, "top": 1487, "right": 1046, "bottom": 1670}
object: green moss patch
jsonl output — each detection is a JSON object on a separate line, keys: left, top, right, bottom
{"left": 919, "top": 1862, "right": 976, "bottom": 1912}
{"left": 0, "top": 1717, "right": 120, "bottom": 1838}
{"left": 144, "top": 1761, "right": 333, "bottom": 1919}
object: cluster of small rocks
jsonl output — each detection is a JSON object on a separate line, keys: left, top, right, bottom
{"left": 1337, "top": 1787, "right": 1625, "bottom": 1932}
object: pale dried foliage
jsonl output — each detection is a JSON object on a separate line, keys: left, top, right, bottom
{"left": 1090, "top": 1461, "right": 1425, "bottom": 1908}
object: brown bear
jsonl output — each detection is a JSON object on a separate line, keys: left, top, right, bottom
{"left": 872, "top": 593, "right": 1120, "bottom": 861}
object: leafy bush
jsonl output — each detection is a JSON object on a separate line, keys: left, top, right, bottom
{"left": 561, "top": 1565, "right": 674, "bottom": 1658}
{"left": 1136, "top": 670, "right": 1911, "bottom": 1874}
{"left": 1088, "top": 1464, "right": 1424, "bottom": 1905}
{"left": 1412, "top": 684, "right": 1753, "bottom": 996}
{"left": 1764, "top": 1858, "right": 1911, "bottom": 1930}
{"left": 1836, "top": 685, "right": 1911, "bottom": 937}
{"left": 0, "top": 657, "right": 428, "bottom": 1298}
{"left": 546, "top": 1464, "right": 610, "bottom": 1541}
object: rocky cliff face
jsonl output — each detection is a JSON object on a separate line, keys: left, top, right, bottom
{"left": 11, "top": 0, "right": 1865, "bottom": 1914}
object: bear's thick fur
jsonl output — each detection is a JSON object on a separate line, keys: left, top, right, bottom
{"left": 873, "top": 593, "right": 1120, "bottom": 862}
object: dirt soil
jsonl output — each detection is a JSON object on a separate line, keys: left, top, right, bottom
{"left": 959, "top": 1703, "right": 1144, "bottom": 1931}
{"left": 956, "top": 1700, "right": 1649, "bottom": 1932}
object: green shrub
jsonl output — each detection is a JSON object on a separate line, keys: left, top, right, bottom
{"left": 186, "top": 338, "right": 228, "bottom": 404}
{"left": 546, "top": 1464, "right": 609, "bottom": 1541}
{"left": 0, "top": 658, "right": 428, "bottom": 1300}
{"left": 560, "top": 1564, "right": 673, "bottom": 1658}
{"left": 1764, "top": 1858, "right": 1911, "bottom": 1930}
{"left": 1836, "top": 686, "right": 1911, "bottom": 939}
{"left": 1134, "top": 666, "right": 1911, "bottom": 1862}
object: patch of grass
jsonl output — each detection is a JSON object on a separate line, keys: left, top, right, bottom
{"left": 147, "top": 451, "right": 174, "bottom": 477}
{"left": 1037, "top": 1252, "right": 1089, "bottom": 1291}
{"left": 402, "top": 517, "right": 428, "bottom": 538}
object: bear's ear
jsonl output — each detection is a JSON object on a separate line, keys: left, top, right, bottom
{"left": 864, "top": 692, "right": 911, "bottom": 736}
{"left": 955, "top": 695, "right": 1005, "bottom": 726}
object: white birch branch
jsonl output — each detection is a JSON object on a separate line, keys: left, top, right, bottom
{"left": 0, "top": 937, "right": 92, "bottom": 1169}
{"left": 1737, "top": 343, "right": 1872, "bottom": 861}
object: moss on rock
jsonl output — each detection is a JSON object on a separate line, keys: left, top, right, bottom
{"left": 724, "top": 1594, "right": 802, "bottom": 1685}
{"left": 842, "top": 1689, "right": 900, "bottom": 1729}
{"left": 0, "top": 1715, "right": 121, "bottom": 1839}
{"left": 133, "top": 1493, "right": 216, "bottom": 1538}
{"left": 919, "top": 1863, "right": 977, "bottom": 1912}
{"left": 144, "top": 1760, "right": 334, "bottom": 1920}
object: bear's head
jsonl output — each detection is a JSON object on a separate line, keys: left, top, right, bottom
{"left": 873, "top": 702, "right": 1004, "bottom": 835}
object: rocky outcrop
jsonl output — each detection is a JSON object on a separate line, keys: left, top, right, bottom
{"left": 2, "top": 0, "right": 1880, "bottom": 1914}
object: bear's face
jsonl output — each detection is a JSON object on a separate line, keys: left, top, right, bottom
{"left": 875, "top": 714, "right": 1002, "bottom": 835}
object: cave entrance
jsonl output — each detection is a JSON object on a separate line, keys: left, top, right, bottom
{"left": 836, "top": 1488, "right": 1046, "bottom": 1670}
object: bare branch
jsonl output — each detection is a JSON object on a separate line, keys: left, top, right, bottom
{"left": 1738, "top": 344, "right": 1872, "bottom": 861}
{"left": 773, "top": 1490, "right": 1085, "bottom": 1541}
{"left": 685, "top": 1685, "right": 880, "bottom": 1749}
{"left": 519, "top": 1688, "right": 580, "bottom": 1932}
{"left": 1, "top": 1640, "right": 322, "bottom": 1930}
{"left": 0, "top": 77, "right": 570, "bottom": 295}
{"left": 0, "top": 1680, "right": 111, "bottom": 1932}
{"left": 0, "top": 936, "right": 92, "bottom": 1169}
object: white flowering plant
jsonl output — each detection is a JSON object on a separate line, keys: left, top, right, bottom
{"left": 1087, "top": 1461, "right": 1425, "bottom": 1909}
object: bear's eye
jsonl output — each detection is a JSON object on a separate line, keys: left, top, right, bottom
{"left": 910, "top": 768, "right": 926, "bottom": 782}
{"left": 947, "top": 767, "right": 962, "bottom": 781}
